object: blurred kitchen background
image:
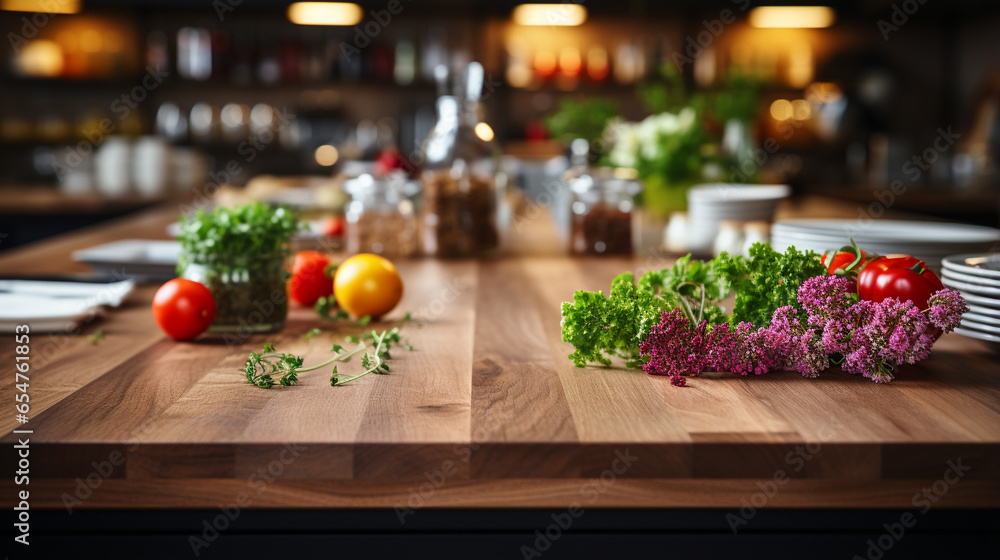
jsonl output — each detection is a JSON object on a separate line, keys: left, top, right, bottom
{"left": 1, "top": 0, "right": 998, "bottom": 252}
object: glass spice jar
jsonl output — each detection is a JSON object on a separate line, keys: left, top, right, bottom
{"left": 421, "top": 161, "right": 500, "bottom": 258}
{"left": 181, "top": 253, "right": 288, "bottom": 333}
{"left": 345, "top": 173, "right": 419, "bottom": 257}
{"left": 567, "top": 168, "right": 641, "bottom": 256}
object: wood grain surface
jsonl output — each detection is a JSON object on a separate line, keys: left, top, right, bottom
{"left": 1, "top": 199, "right": 998, "bottom": 509}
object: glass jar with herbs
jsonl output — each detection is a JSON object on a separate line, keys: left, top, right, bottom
{"left": 567, "top": 168, "right": 641, "bottom": 256}
{"left": 177, "top": 202, "right": 303, "bottom": 333}
{"left": 345, "top": 173, "right": 419, "bottom": 257}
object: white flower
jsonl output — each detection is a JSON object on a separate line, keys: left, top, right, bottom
{"left": 654, "top": 112, "right": 679, "bottom": 135}
{"left": 607, "top": 107, "right": 699, "bottom": 169}
{"left": 609, "top": 126, "right": 640, "bottom": 168}
{"left": 676, "top": 107, "right": 696, "bottom": 132}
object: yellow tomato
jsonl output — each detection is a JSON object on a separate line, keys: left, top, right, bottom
{"left": 333, "top": 253, "right": 404, "bottom": 318}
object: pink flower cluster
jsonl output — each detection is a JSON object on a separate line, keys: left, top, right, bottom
{"left": 639, "top": 275, "right": 968, "bottom": 386}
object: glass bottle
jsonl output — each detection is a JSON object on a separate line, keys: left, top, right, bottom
{"left": 567, "top": 168, "right": 640, "bottom": 255}
{"left": 420, "top": 62, "right": 502, "bottom": 258}
{"left": 345, "top": 173, "right": 419, "bottom": 257}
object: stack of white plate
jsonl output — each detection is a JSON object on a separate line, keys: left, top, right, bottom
{"left": 771, "top": 220, "right": 1000, "bottom": 271}
{"left": 942, "top": 254, "right": 1000, "bottom": 344}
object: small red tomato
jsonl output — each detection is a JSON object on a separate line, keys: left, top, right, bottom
{"left": 288, "top": 250, "right": 334, "bottom": 307}
{"left": 152, "top": 278, "right": 216, "bottom": 340}
{"left": 374, "top": 149, "right": 406, "bottom": 175}
{"left": 322, "top": 216, "right": 345, "bottom": 237}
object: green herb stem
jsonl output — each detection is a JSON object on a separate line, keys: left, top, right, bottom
{"left": 330, "top": 331, "right": 389, "bottom": 386}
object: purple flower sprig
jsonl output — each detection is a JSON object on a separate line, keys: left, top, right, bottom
{"left": 639, "top": 275, "right": 968, "bottom": 386}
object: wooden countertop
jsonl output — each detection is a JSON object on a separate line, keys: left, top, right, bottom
{"left": 1, "top": 198, "right": 999, "bottom": 510}
{"left": 0, "top": 186, "right": 179, "bottom": 215}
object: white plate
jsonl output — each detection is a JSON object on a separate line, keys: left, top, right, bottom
{"left": 941, "top": 269, "right": 1000, "bottom": 288}
{"left": 0, "top": 294, "right": 101, "bottom": 333}
{"left": 942, "top": 254, "right": 1000, "bottom": 280}
{"left": 770, "top": 230, "right": 991, "bottom": 248}
{"left": 954, "top": 326, "right": 1000, "bottom": 344}
{"left": 961, "top": 317, "right": 1000, "bottom": 334}
{"left": 957, "top": 290, "right": 1000, "bottom": 309}
{"left": 964, "top": 312, "right": 1000, "bottom": 327}
{"left": 73, "top": 239, "right": 181, "bottom": 281}
{"left": 942, "top": 277, "right": 1000, "bottom": 298}
{"left": 770, "top": 235, "right": 989, "bottom": 256}
{"left": 0, "top": 279, "right": 134, "bottom": 307}
{"left": 968, "top": 304, "right": 1000, "bottom": 319}
{"left": 773, "top": 220, "right": 1000, "bottom": 245}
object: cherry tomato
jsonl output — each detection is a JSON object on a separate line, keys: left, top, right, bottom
{"left": 333, "top": 253, "right": 403, "bottom": 318}
{"left": 152, "top": 278, "right": 216, "bottom": 340}
{"left": 322, "top": 216, "right": 345, "bottom": 237}
{"left": 374, "top": 149, "right": 406, "bottom": 175}
{"left": 288, "top": 250, "right": 334, "bottom": 307}
{"left": 857, "top": 255, "right": 944, "bottom": 309}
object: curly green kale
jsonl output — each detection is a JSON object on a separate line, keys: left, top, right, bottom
{"left": 715, "top": 242, "right": 826, "bottom": 328}
{"left": 560, "top": 255, "right": 730, "bottom": 368}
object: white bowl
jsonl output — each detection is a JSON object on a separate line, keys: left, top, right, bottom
{"left": 686, "top": 184, "right": 790, "bottom": 251}
{"left": 688, "top": 184, "right": 792, "bottom": 202}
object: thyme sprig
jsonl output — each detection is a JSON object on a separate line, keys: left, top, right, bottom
{"left": 245, "top": 327, "right": 408, "bottom": 388}
{"left": 244, "top": 340, "right": 366, "bottom": 388}
{"left": 330, "top": 328, "right": 399, "bottom": 386}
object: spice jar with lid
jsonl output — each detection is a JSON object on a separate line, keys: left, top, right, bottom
{"left": 567, "top": 168, "right": 641, "bottom": 255}
{"left": 345, "top": 173, "right": 419, "bottom": 257}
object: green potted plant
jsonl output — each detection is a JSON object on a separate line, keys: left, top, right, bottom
{"left": 177, "top": 202, "right": 304, "bottom": 334}
{"left": 611, "top": 67, "right": 764, "bottom": 216}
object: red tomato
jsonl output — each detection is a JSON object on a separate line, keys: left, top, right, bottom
{"left": 374, "top": 149, "right": 406, "bottom": 175}
{"left": 288, "top": 250, "right": 334, "bottom": 306}
{"left": 857, "top": 255, "right": 944, "bottom": 309}
{"left": 152, "top": 278, "right": 216, "bottom": 340}
{"left": 822, "top": 248, "right": 867, "bottom": 275}
{"left": 322, "top": 216, "right": 345, "bottom": 237}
